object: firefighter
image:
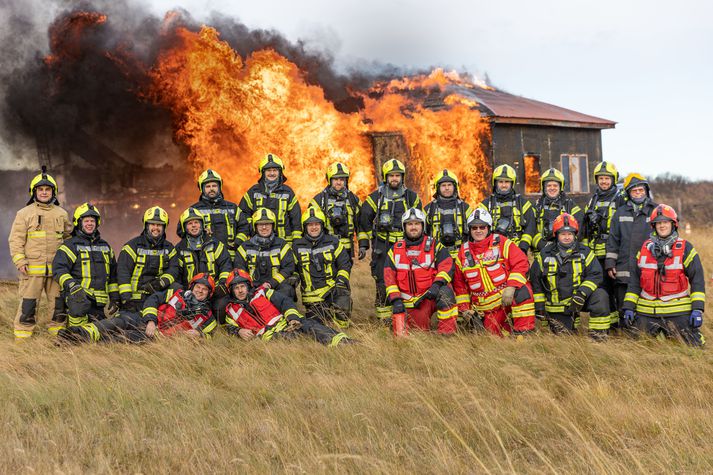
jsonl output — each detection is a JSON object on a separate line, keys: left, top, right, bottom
{"left": 174, "top": 207, "right": 232, "bottom": 324}
{"left": 234, "top": 208, "right": 297, "bottom": 301}
{"left": 117, "top": 206, "right": 178, "bottom": 312}
{"left": 480, "top": 164, "right": 536, "bottom": 254}
{"left": 424, "top": 169, "right": 472, "bottom": 258}
{"left": 8, "top": 168, "right": 73, "bottom": 339}
{"left": 383, "top": 208, "right": 458, "bottom": 335}
{"left": 358, "top": 159, "right": 422, "bottom": 321}
{"left": 190, "top": 169, "right": 250, "bottom": 260}
{"left": 530, "top": 213, "right": 610, "bottom": 339}
{"left": 582, "top": 161, "right": 626, "bottom": 328}
{"left": 224, "top": 269, "right": 351, "bottom": 346}
{"left": 532, "top": 168, "right": 583, "bottom": 255}
{"left": 239, "top": 153, "right": 302, "bottom": 243}
{"left": 293, "top": 207, "right": 352, "bottom": 328}
{"left": 309, "top": 162, "right": 361, "bottom": 261}
{"left": 53, "top": 203, "right": 119, "bottom": 329}
{"left": 622, "top": 204, "right": 705, "bottom": 346}
{"left": 452, "top": 208, "right": 535, "bottom": 337}
{"left": 606, "top": 173, "right": 658, "bottom": 323}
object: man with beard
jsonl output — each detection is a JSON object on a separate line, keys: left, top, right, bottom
{"left": 424, "top": 169, "right": 472, "bottom": 258}
{"left": 622, "top": 204, "right": 705, "bottom": 346}
{"left": 582, "top": 162, "right": 626, "bottom": 328}
{"left": 383, "top": 208, "right": 458, "bottom": 335}
{"left": 530, "top": 213, "right": 610, "bottom": 339}
{"left": 239, "top": 153, "right": 302, "bottom": 243}
{"left": 234, "top": 208, "right": 298, "bottom": 301}
{"left": 479, "top": 164, "right": 536, "bottom": 255}
{"left": 190, "top": 169, "right": 250, "bottom": 260}
{"left": 117, "top": 206, "right": 178, "bottom": 312}
{"left": 358, "top": 159, "right": 422, "bottom": 322}
{"left": 532, "top": 168, "right": 583, "bottom": 257}
{"left": 53, "top": 203, "right": 119, "bottom": 329}
{"left": 309, "top": 162, "right": 361, "bottom": 262}
{"left": 174, "top": 207, "right": 232, "bottom": 324}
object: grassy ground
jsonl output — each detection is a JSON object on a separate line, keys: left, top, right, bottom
{"left": 1, "top": 228, "right": 712, "bottom": 474}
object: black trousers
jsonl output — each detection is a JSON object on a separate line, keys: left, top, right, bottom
{"left": 634, "top": 314, "right": 704, "bottom": 347}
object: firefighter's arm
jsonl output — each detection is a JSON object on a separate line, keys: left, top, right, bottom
{"left": 288, "top": 194, "right": 302, "bottom": 241}
{"left": 224, "top": 304, "right": 243, "bottom": 336}
{"left": 411, "top": 191, "right": 423, "bottom": 211}
{"left": 61, "top": 209, "right": 73, "bottom": 239}
{"left": 461, "top": 202, "right": 474, "bottom": 236}
{"left": 141, "top": 289, "right": 172, "bottom": 324}
{"left": 52, "top": 243, "right": 77, "bottom": 290}
{"left": 383, "top": 248, "right": 402, "bottom": 302}
{"left": 350, "top": 193, "right": 362, "bottom": 235}
{"left": 530, "top": 256, "right": 546, "bottom": 314}
{"left": 214, "top": 242, "right": 232, "bottom": 284}
{"left": 238, "top": 192, "right": 254, "bottom": 219}
{"left": 266, "top": 288, "right": 303, "bottom": 321}
{"left": 334, "top": 241, "right": 352, "bottom": 285}
{"left": 8, "top": 211, "right": 29, "bottom": 271}
{"left": 234, "top": 208, "right": 250, "bottom": 247}
{"left": 520, "top": 201, "right": 536, "bottom": 249}
{"left": 578, "top": 250, "right": 602, "bottom": 299}
{"left": 117, "top": 243, "right": 137, "bottom": 302}
{"left": 269, "top": 244, "right": 295, "bottom": 289}
{"left": 605, "top": 210, "right": 621, "bottom": 271}
{"left": 434, "top": 244, "right": 454, "bottom": 284}
{"left": 159, "top": 247, "right": 179, "bottom": 287}
{"left": 233, "top": 245, "right": 248, "bottom": 272}
{"left": 358, "top": 195, "right": 377, "bottom": 249}
{"left": 503, "top": 239, "right": 529, "bottom": 288}
{"left": 684, "top": 242, "right": 705, "bottom": 312}
{"left": 108, "top": 248, "right": 120, "bottom": 302}
{"left": 451, "top": 257, "right": 471, "bottom": 312}
{"left": 571, "top": 205, "right": 584, "bottom": 232}
{"left": 622, "top": 251, "right": 642, "bottom": 311}
{"left": 199, "top": 314, "right": 218, "bottom": 339}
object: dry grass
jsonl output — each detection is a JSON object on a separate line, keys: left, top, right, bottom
{"left": 1, "top": 228, "right": 713, "bottom": 474}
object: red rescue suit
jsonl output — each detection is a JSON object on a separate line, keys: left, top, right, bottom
{"left": 142, "top": 289, "right": 217, "bottom": 338}
{"left": 225, "top": 288, "right": 293, "bottom": 339}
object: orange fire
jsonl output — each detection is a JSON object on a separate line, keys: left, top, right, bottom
{"left": 44, "top": 12, "right": 107, "bottom": 66}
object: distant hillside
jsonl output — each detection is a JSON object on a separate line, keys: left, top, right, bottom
{"left": 649, "top": 174, "right": 713, "bottom": 226}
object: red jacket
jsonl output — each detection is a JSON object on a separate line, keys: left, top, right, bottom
{"left": 225, "top": 288, "right": 302, "bottom": 338}
{"left": 142, "top": 289, "right": 217, "bottom": 337}
{"left": 637, "top": 238, "right": 688, "bottom": 300}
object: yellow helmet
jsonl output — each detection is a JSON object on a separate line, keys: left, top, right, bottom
{"left": 326, "top": 162, "right": 350, "bottom": 183}
{"left": 197, "top": 169, "right": 223, "bottom": 191}
{"left": 28, "top": 167, "right": 58, "bottom": 198}
{"left": 492, "top": 164, "right": 517, "bottom": 187}
{"left": 540, "top": 168, "right": 565, "bottom": 190}
{"left": 381, "top": 158, "right": 406, "bottom": 181}
{"left": 73, "top": 203, "right": 101, "bottom": 228}
{"left": 143, "top": 206, "right": 169, "bottom": 227}
{"left": 432, "top": 169, "right": 459, "bottom": 196}
{"left": 177, "top": 207, "right": 204, "bottom": 237}
{"left": 258, "top": 153, "right": 285, "bottom": 174}
{"left": 623, "top": 172, "right": 649, "bottom": 194}
{"left": 251, "top": 208, "right": 276, "bottom": 230}
{"left": 593, "top": 161, "right": 619, "bottom": 183}
{"left": 301, "top": 206, "right": 326, "bottom": 230}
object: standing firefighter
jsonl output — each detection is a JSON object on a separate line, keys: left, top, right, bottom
{"left": 234, "top": 208, "right": 298, "bottom": 301}
{"left": 309, "top": 162, "right": 361, "bottom": 261}
{"left": 532, "top": 168, "right": 583, "bottom": 255}
{"left": 453, "top": 208, "right": 535, "bottom": 337}
{"left": 190, "top": 169, "right": 250, "bottom": 260}
{"left": 622, "top": 204, "right": 705, "bottom": 346}
{"left": 606, "top": 173, "right": 658, "bottom": 322}
{"left": 174, "top": 207, "right": 232, "bottom": 324}
{"left": 424, "top": 169, "right": 472, "bottom": 258}
{"left": 582, "top": 161, "right": 625, "bottom": 327}
{"left": 383, "top": 208, "right": 458, "bottom": 335}
{"left": 293, "top": 207, "right": 353, "bottom": 328}
{"left": 8, "top": 169, "right": 73, "bottom": 339}
{"left": 239, "top": 153, "right": 302, "bottom": 243}
{"left": 359, "top": 159, "right": 422, "bottom": 321}
{"left": 480, "top": 164, "right": 536, "bottom": 254}
{"left": 117, "top": 206, "right": 178, "bottom": 312}
{"left": 530, "top": 213, "right": 610, "bottom": 339}
{"left": 225, "top": 269, "right": 351, "bottom": 346}
{"left": 53, "top": 203, "right": 119, "bottom": 329}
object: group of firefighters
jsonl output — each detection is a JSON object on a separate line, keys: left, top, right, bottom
{"left": 7, "top": 154, "right": 706, "bottom": 347}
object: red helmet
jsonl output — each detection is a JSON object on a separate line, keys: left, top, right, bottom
{"left": 649, "top": 204, "right": 678, "bottom": 228}
{"left": 189, "top": 273, "right": 216, "bottom": 296}
{"left": 552, "top": 213, "right": 579, "bottom": 236}
{"left": 226, "top": 269, "right": 253, "bottom": 290}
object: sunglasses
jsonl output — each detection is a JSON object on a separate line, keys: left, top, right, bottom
{"left": 470, "top": 225, "right": 488, "bottom": 231}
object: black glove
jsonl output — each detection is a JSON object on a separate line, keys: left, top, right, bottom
{"left": 287, "top": 274, "right": 300, "bottom": 287}
{"left": 140, "top": 278, "right": 163, "bottom": 295}
{"left": 358, "top": 247, "right": 368, "bottom": 260}
{"left": 391, "top": 298, "right": 405, "bottom": 314}
{"left": 518, "top": 242, "right": 530, "bottom": 254}
{"left": 66, "top": 285, "right": 91, "bottom": 316}
{"left": 335, "top": 276, "right": 350, "bottom": 289}
{"left": 569, "top": 293, "right": 586, "bottom": 315}
{"left": 103, "top": 300, "right": 119, "bottom": 319}
{"left": 424, "top": 282, "right": 442, "bottom": 300}
{"left": 213, "top": 283, "right": 229, "bottom": 299}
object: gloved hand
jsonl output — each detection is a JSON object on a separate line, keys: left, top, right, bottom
{"left": 335, "top": 276, "right": 350, "bottom": 289}
{"left": 103, "top": 300, "right": 119, "bottom": 319}
{"left": 213, "top": 283, "right": 229, "bottom": 299}
{"left": 66, "top": 284, "right": 91, "bottom": 316}
{"left": 424, "top": 282, "right": 442, "bottom": 300}
{"left": 623, "top": 309, "right": 636, "bottom": 327}
{"left": 391, "top": 298, "right": 405, "bottom": 315}
{"left": 690, "top": 310, "right": 703, "bottom": 328}
{"left": 358, "top": 247, "right": 368, "bottom": 260}
{"left": 287, "top": 274, "right": 300, "bottom": 287}
{"left": 501, "top": 286, "right": 516, "bottom": 307}
{"left": 140, "top": 278, "right": 166, "bottom": 295}
{"left": 569, "top": 293, "right": 586, "bottom": 315}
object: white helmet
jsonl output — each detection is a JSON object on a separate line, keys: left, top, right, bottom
{"left": 401, "top": 207, "right": 426, "bottom": 227}
{"left": 467, "top": 208, "right": 493, "bottom": 228}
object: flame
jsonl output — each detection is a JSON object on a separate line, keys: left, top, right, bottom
{"left": 44, "top": 12, "right": 107, "bottom": 66}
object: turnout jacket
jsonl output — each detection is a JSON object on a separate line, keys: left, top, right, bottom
{"left": 424, "top": 196, "right": 472, "bottom": 256}
{"left": 292, "top": 233, "right": 351, "bottom": 304}
{"left": 8, "top": 201, "right": 72, "bottom": 276}
{"left": 530, "top": 241, "right": 603, "bottom": 314}
{"left": 582, "top": 187, "right": 626, "bottom": 258}
{"left": 479, "top": 191, "right": 536, "bottom": 252}
{"left": 189, "top": 195, "right": 250, "bottom": 255}
{"left": 310, "top": 186, "right": 361, "bottom": 252}
{"left": 239, "top": 179, "right": 302, "bottom": 242}
{"left": 141, "top": 288, "right": 217, "bottom": 338}
{"left": 225, "top": 287, "right": 302, "bottom": 340}
{"left": 174, "top": 234, "right": 232, "bottom": 288}
{"left": 605, "top": 199, "right": 658, "bottom": 284}
{"left": 624, "top": 236, "right": 705, "bottom": 317}
{"left": 117, "top": 232, "right": 178, "bottom": 303}
{"left": 234, "top": 234, "right": 296, "bottom": 289}
{"left": 358, "top": 186, "right": 422, "bottom": 247}
{"left": 532, "top": 194, "right": 583, "bottom": 253}
{"left": 53, "top": 230, "right": 119, "bottom": 305}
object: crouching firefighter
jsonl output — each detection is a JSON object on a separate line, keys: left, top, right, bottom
{"left": 117, "top": 207, "right": 178, "bottom": 312}
{"left": 224, "top": 269, "right": 351, "bottom": 346}
{"left": 424, "top": 169, "right": 472, "bottom": 258}
{"left": 622, "top": 204, "right": 705, "bottom": 346}
{"left": 293, "top": 207, "right": 353, "bottom": 328}
{"left": 359, "top": 159, "right": 422, "bottom": 321}
{"left": 383, "top": 208, "right": 458, "bottom": 335}
{"left": 452, "top": 208, "right": 535, "bottom": 337}
{"left": 530, "top": 213, "right": 610, "bottom": 339}
{"left": 53, "top": 203, "right": 120, "bottom": 329}
{"left": 174, "top": 207, "right": 232, "bottom": 324}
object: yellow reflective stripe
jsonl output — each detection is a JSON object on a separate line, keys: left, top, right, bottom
{"left": 545, "top": 304, "right": 567, "bottom": 313}
{"left": 455, "top": 294, "right": 470, "bottom": 305}
{"left": 14, "top": 330, "right": 33, "bottom": 339}
{"left": 624, "top": 292, "right": 639, "bottom": 304}
{"left": 385, "top": 285, "right": 400, "bottom": 295}
{"left": 12, "top": 253, "right": 26, "bottom": 263}
{"left": 511, "top": 302, "right": 535, "bottom": 318}
{"left": 365, "top": 195, "right": 377, "bottom": 211}
{"left": 534, "top": 293, "right": 546, "bottom": 303}
{"left": 588, "top": 315, "right": 610, "bottom": 330}
{"left": 68, "top": 315, "right": 89, "bottom": 327}
{"left": 284, "top": 309, "right": 301, "bottom": 319}
{"left": 27, "top": 264, "right": 50, "bottom": 275}
{"left": 329, "top": 332, "right": 349, "bottom": 347}
{"left": 684, "top": 249, "right": 698, "bottom": 268}
{"left": 337, "top": 269, "right": 350, "bottom": 280}
{"left": 142, "top": 307, "right": 158, "bottom": 317}
{"left": 273, "top": 272, "right": 286, "bottom": 284}
{"left": 580, "top": 281, "right": 597, "bottom": 293}
{"left": 83, "top": 323, "right": 101, "bottom": 342}
{"left": 219, "top": 271, "right": 230, "bottom": 282}
{"left": 520, "top": 234, "right": 533, "bottom": 245}
{"left": 58, "top": 274, "right": 73, "bottom": 288}
{"left": 27, "top": 231, "right": 47, "bottom": 238}
{"left": 436, "top": 306, "right": 458, "bottom": 320}
{"left": 358, "top": 231, "right": 370, "bottom": 241}
{"left": 108, "top": 283, "right": 119, "bottom": 293}
{"left": 436, "top": 271, "right": 451, "bottom": 283}
{"left": 119, "top": 284, "right": 132, "bottom": 293}
{"left": 58, "top": 245, "right": 77, "bottom": 263}
{"left": 121, "top": 244, "right": 137, "bottom": 261}
{"left": 80, "top": 251, "right": 91, "bottom": 289}
{"left": 691, "top": 292, "right": 706, "bottom": 302}
{"left": 160, "top": 273, "right": 175, "bottom": 284}
{"left": 509, "top": 273, "right": 527, "bottom": 285}
{"left": 202, "top": 320, "right": 217, "bottom": 335}
{"left": 584, "top": 252, "right": 594, "bottom": 266}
